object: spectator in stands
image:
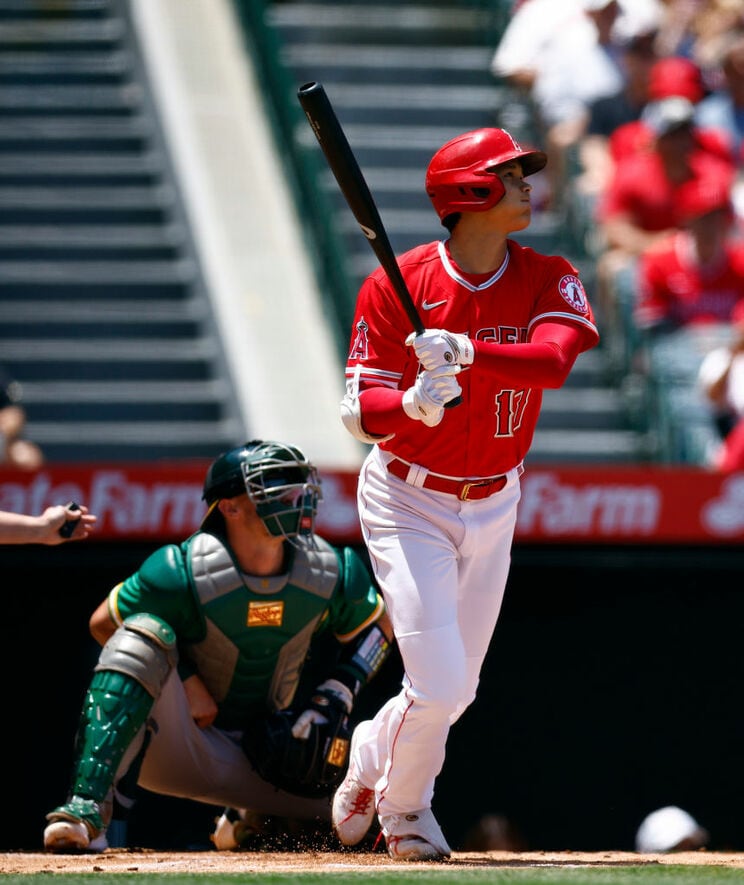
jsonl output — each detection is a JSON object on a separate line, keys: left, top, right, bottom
{"left": 576, "top": 31, "right": 660, "bottom": 201}
{"left": 594, "top": 95, "right": 736, "bottom": 328}
{"left": 634, "top": 169, "right": 744, "bottom": 335}
{"left": 698, "top": 299, "right": 744, "bottom": 467}
{"left": 572, "top": 34, "right": 656, "bottom": 204}
{"left": 710, "top": 405, "right": 744, "bottom": 470}
{"left": 695, "top": 31, "right": 744, "bottom": 164}
{"left": 490, "top": 0, "right": 586, "bottom": 96}
{"left": 650, "top": 54, "right": 706, "bottom": 104}
{"left": 492, "top": 0, "right": 663, "bottom": 207}
{"left": 690, "top": 4, "right": 744, "bottom": 74}
{"left": 607, "top": 55, "right": 712, "bottom": 162}
{"left": 652, "top": 0, "right": 705, "bottom": 60}
{"left": 533, "top": 0, "right": 632, "bottom": 208}
{"left": 652, "top": 0, "right": 744, "bottom": 67}
{"left": 0, "top": 503, "right": 96, "bottom": 545}
{"left": 0, "top": 367, "right": 43, "bottom": 471}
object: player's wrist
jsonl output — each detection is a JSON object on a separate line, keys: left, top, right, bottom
{"left": 457, "top": 334, "right": 475, "bottom": 365}
{"left": 402, "top": 386, "right": 443, "bottom": 426}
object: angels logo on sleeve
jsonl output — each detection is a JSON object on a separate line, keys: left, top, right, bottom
{"left": 558, "top": 275, "right": 589, "bottom": 313}
{"left": 349, "top": 317, "right": 370, "bottom": 361}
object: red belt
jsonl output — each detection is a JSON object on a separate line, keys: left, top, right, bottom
{"left": 386, "top": 458, "right": 507, "bottom": 501}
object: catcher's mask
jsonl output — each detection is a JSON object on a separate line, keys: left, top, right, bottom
{"left": 201, "top": 439, "right": 322, "bottom": 546}
{"left": 425, "top": 127, "right": 547, "bottom": 226}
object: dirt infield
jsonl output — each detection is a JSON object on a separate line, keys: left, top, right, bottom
{"left": 2, "top": 849, "right": 744, "bottom": 873}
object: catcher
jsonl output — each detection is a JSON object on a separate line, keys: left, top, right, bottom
{"left": 43, "top": 439, "right": 393, "bottom": 853}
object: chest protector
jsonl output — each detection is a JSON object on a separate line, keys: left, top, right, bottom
{"left": 185, "top": 532, "right": 339, "bottom": 728}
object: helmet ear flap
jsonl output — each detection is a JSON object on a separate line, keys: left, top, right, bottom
{"left": 429, "top": 178, "right": 506, "bottom": 225}
{"left": 471, "top": 177, "right": 506, "bottom": 205}
{"left": 425, "top": 127, "right": 545, "bottom": 223}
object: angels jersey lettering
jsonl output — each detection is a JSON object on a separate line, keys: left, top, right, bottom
{"left": 345, "top": 238, "right": 599, "bottom": 476}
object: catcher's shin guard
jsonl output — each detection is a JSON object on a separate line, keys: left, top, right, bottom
{"left": 68, "top": 614, "right": 176, "bottom": 802}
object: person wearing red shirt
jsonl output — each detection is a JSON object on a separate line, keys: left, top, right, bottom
{"left": 598, "top": 96, "right": 735, "bottom": 255}
{"left": 330, "top": 128, "right": 599, "bottom": 861}
{"left": 607, "top": 55, "right": 713, "bottom": 165}
{"left": 699, "top": 299, "right": 744, "bottom": 470}
{"left": 635, "top": 172, "right": 744, "bottom": 333}
{"left": 594, "top": 95, "right": 735, "bottom": 348}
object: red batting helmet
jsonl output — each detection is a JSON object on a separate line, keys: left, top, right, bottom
{"left": 425, "top": 128, "right": 547, "bottom": 224}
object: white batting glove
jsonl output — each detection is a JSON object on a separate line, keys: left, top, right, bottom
{"left": 402, "top": 364, "right": 462, "bottom": 427}
{"left": 290, "top": 679, "right": 353, "bottom": 740}
{"left": 405, "top": 328, "right": 474, "bottom": 370}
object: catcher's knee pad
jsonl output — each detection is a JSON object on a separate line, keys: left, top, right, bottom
{"left": 95, "top": 613, "right": 177, "bottom": 698}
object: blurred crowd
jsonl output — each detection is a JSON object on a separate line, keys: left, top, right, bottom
{"left": 491, "top": 0, "right": 744, "bottom": 469}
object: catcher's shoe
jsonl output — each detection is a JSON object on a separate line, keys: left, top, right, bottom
{"left": 381, "top": 808, "right": 451, "bottom": 862}
{"left": 44, "top": 796, "right": 104, "bottom": 854}
{"left": 331, "top": 731, "right": 376, "bottom": 846}
{"left": 211, "top": 807, "right": 271, "bottom": 851}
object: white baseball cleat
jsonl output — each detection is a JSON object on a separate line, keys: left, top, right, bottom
{"left": 381, "top": 808, "right": 451, "bottom": 862}
{"left": 332, "top": 775, "right": 376, "bottom": 845}
{"left": 331, "top": 730, "right": 377, "bottom": 846}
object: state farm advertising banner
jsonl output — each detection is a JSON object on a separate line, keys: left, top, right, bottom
{"left": 0, "top": 463, "right": 743, "bottom": 545}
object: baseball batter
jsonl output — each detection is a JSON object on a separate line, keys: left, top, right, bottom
{"left": 43, "top": 440, "right": 392, "bottom": 853}
{"left": 332, "top": 128, "right": 600, "bottom": 861}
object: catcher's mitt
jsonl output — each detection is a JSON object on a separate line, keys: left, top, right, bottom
{"left": 241, "top": 702, "right": 352, "bottom": 798}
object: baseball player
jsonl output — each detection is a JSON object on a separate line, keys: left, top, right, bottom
{"left": 43, "top": 440, "right": 393, "bottom": 853}
{"left": 332, "top": 128, "right": 599, "bottom": 861}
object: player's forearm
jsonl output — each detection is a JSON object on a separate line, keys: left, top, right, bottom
{"left": 472, "top": 322, "right": 585, "bottom": 389}
{"left": 472, "top": 339, "right": 577, "bottom": 388}
{"left": 358, "top": 386, "right": 410, "bottom": 437}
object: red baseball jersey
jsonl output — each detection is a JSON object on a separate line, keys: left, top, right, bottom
{"left": 345, "top": 238, "right": 599, "bottom": 476}
{"left": 636, "top": 233, "right": 744, "bottom": 329}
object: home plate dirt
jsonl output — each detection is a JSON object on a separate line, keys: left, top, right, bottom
{"left": 1, "top": 850, "right": 744, "bottom": 873}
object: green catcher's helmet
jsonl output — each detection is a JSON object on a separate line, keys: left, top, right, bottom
{"left": 202, "top": 439, "right": 322, "bottom": 544}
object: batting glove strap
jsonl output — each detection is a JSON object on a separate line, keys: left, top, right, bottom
{"left": 406, "top": 329, "right": 474, "bottom": 369}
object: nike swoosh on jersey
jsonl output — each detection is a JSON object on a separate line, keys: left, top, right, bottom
{"left": 422, "top": 299, "right": 447, "bottom": 310}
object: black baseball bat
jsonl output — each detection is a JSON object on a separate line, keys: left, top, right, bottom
{"left": 297, "top": 81, "right": 461, "bottom": 407}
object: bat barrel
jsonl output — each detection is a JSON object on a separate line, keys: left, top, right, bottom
{"left": 297, "top": 80, "right": 460, "bottom": 407}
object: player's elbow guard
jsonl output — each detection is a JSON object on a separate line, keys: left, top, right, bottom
{"left": 340, "top": 392, "right": 394, "bottom": 445}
